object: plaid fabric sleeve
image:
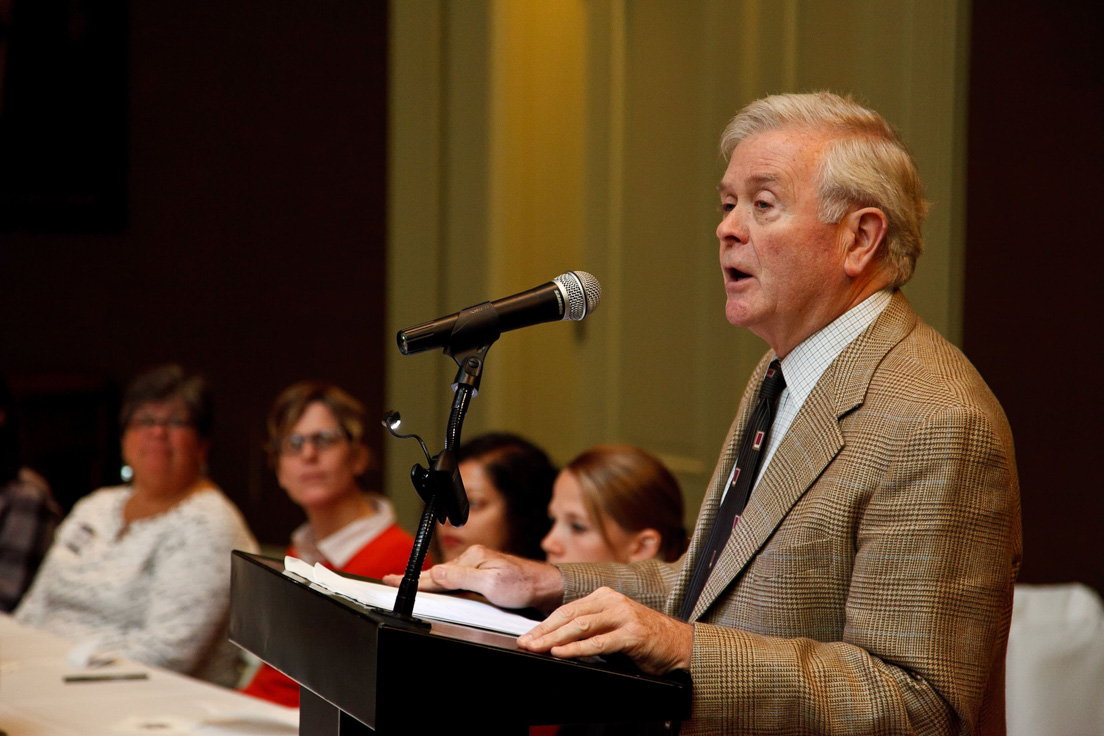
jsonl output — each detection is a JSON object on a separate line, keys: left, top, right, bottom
{"left": 0, "top": 482, "right": 61, "bottom": 612}
{"left": 558, "top": 557, "right": 683, "bottom": 612}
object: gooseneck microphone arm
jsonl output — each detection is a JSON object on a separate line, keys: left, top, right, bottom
{"left": 391, "top": 347, "right": 484, "bottom": 620}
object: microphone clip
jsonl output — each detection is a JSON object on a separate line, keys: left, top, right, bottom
{"left": 411, "top": 450, "right": 468, "bottom": 527}
{"left": 449, "top": 345, "right": 490, "bottom": 396}
{"left": 443, "top": 302, "right": 501, "bottom": 360}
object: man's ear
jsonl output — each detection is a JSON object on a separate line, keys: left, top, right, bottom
{"left": 841, "top": 207, "right": 888, "bottom": 278}
{"left": 625, "top": 528, "right": 661, "bottom": 562}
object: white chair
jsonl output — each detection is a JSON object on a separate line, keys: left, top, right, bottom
{"left": 1006, "top": 582, "right": 1104, "bottom": 736}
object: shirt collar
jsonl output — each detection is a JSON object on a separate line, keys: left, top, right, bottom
{"left": 291, "top": 494, "right": 397, "bottom": 569}
{"left": 777, "top": 289, "right": 893, "bottom": 411}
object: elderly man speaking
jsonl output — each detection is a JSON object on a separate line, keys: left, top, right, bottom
{"left": 390, "top": 92, "right": 1021, "bottom": 735}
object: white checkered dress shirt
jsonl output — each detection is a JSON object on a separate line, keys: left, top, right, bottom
{"left": 723, "top": 289, "right": 893, "bottom": 499}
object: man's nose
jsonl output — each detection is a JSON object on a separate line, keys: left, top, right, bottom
{"left": 717, "top": 208, "right": 747, "bottom": 244}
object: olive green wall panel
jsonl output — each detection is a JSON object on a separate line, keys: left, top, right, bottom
{"left": 387, "top": 0, "right": 968, "bottom": 534}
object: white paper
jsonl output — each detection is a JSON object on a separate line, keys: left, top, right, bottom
{"left": 283, "top": 556, "right": 538, "bottom": 636}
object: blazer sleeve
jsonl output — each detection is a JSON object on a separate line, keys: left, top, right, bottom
{"left": 683, "top": 404, "right": 1021, "bottom": 735}
{"left": 559, "top": 557, "right": 684, "bottom": 612}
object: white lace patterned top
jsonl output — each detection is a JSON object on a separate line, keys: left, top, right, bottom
{"left": 14, "top": 484, "right": 258, "bottom": 686}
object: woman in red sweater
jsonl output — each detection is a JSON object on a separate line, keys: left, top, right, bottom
{"left": 241, "top": 381, "right": 425, "bottom": 707}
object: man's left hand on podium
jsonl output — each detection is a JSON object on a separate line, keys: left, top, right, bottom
{"left": 516, "top": 586, "right": 693, "bottom": 676}
{"left": 382, "top": 544, "right": 566, "bottom": 613}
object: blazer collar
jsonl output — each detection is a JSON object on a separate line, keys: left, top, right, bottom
{"left": 683, "top": 291, "right": 918, "bottom": 621}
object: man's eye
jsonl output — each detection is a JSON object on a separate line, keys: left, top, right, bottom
{"left": 719, "top": 202, "right": 735, "bottom": 213}
{"left": 754, "top": 200, "right": 771, "bottom": 209}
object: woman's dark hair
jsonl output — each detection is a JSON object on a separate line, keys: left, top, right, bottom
{"left": 0, "top": 374, "right": 19, "bottom": 485}
{"left": 119, "top": 365, "right": 214, "bottom": 440}
{"left": 457, "top": 433, "right": 557, "bottom": 560}
{"left": 565, "top": 445, "right": 688, "bottom": 562}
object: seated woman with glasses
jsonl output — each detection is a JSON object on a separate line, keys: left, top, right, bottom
{"left": 241, "top": 381, "right": 425, "bottom": 708}
{"left": 540, "top": 445, "right": 687, "bottom": 565}
{"left": 15, "top": 365, "right": 258, "bottom": 686}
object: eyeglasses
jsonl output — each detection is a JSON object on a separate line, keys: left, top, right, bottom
{"left": 130, "top": 414, "right": 193, "bottom": 430}
{"left": 281, "top": 429, "right": 347, "bottom": 455}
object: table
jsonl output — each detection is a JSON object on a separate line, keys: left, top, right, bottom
{"left": 0, "top": 614, "right": 298, "bottom": 735}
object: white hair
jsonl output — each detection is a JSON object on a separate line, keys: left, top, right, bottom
{"left": 721, "top": 92, "right": 929, "bottom": 287}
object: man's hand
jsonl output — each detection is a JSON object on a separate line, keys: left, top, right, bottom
{"left": 381, "top": 545, "right": 565, "bottom": 612}
{"left": 516, "top": 587, "right": 694, "bottom": 676}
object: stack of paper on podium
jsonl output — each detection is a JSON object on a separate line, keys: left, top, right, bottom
{"left": 283, "top": 556, "right": 538, "bottom": 636}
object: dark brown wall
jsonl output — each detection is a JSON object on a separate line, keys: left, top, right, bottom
{"left": 0, "top": 0, "right": 388, "bottom": 544}
{"left": 965, "top": 1, "right": 1104, "bottom": 594}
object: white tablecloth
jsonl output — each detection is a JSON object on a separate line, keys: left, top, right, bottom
{"left": 0, "top": 614, "right": 298, "bottom": 735}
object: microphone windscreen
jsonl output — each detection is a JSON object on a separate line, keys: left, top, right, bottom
{"left": 555, "top": 270, "right": 602, "bottom": 321}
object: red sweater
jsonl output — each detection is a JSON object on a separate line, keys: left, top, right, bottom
{"left": 241, "top": 523, "right": 428, "bottom": 708}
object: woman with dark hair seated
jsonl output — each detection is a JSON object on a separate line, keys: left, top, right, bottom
{"left": 15, "top": 365, "right": 257, "bottom": 686}
{"left": 0, "top": 373, "right": 61, "bottom": 612}
{"left": 242, "top": 381, "right": 425, "bottom": 707}
{"left": 436, "top": 432, "right": 558, "bottom": 562}
{"left": 541, "top": 445, "right": 687, "bottom": 564}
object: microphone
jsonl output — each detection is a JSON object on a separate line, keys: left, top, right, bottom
{"left": 397, "top": 270, "right": 601, "bottom": 355}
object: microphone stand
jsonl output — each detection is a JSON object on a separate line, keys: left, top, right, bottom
{"left": 375, "top": 304, "right": 502, "bottom": 629}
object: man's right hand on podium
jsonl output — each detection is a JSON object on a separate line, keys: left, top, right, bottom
{"left": 381, "top": 544, "right": 565, "bottom": 613}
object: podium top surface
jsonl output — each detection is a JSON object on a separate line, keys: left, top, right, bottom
{"left": 229, "top": 551, "right": 691, "bottom": 730}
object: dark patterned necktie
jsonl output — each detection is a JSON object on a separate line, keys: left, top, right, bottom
{"left": 679, "top": 360, "right": 786, "bottom": 621}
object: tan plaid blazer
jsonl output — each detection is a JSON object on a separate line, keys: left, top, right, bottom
{"left": 562, "top": 292, "right": 1022, "bottom": 735}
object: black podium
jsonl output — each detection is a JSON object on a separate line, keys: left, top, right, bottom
{"left": 229, "top": 552, "right": 691, "bottom": 735}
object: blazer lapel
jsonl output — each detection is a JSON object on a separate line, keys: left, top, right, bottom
{"left": 688, "top": 376, "right": 844, "bottom": 621}
{"left": 688, "top": 292, "right": 918, "bottom": 622}
{"left": 667, "top": 356, "right": 766, "bottom": 617}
